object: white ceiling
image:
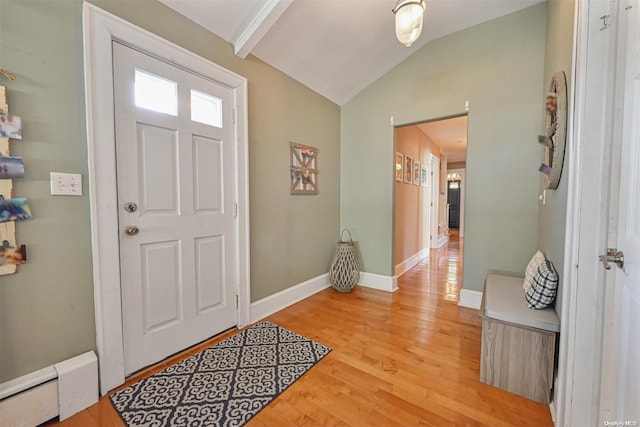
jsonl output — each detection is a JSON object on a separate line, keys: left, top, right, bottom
{"left": 417, "top": 116, "right": 468, "bottom": 163}
{"left": 158, "top": 0, "right": 544, "bottom": 106}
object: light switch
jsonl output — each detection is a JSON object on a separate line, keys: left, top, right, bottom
{"left": 50, "top": 172, "right": 82, "bottom": 196}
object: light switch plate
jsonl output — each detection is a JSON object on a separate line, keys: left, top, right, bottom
{"left": 50, "top": 172, "right": 82, "bottom": 196}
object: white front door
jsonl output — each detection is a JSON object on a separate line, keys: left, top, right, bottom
{"left": 600, "top": 0, "right": 640, "bottom": 421}
{"left": 113, "top": 42, "right": 238, "bottom": 375}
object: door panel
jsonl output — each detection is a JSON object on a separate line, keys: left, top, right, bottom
{"left": 613, "top": 0, "right": 640, "bottom": 419}
{"left": 195, "top": 235, "right": 225, "bottom": 313}
{"left": 602, "top": 0, "right": 640, "bottom": 421}
{"left": 193, "top": 135, "right": 223, "bottom": 213}
{"left": 620, "top": 289, "right": 640, "bottom": 414}
{"left": 141, "top": 240, "right": 182, "bottom": 332}
{"left": 113, "top": 41, "right": 238, "bottom": 375}
{"left": 138, "top": 124, "right": 179, "bottom": 214}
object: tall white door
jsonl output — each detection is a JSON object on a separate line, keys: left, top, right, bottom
{"left": 113, "top": 42, "right": 238, "bottom": 375}
{"left": 601, "top": 0, "right": 640, "bottom": 421}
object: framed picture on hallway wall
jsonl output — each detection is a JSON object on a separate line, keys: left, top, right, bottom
{"left": 413, "top": 160, "right": 421, "bottom": 185}
{"left": 395, "top": 152, "right": 403, "bottom": 182}
{"left": 290, "top": 142, "right": 318, "bottom": 195}
{"left": 421, "top": 164, "right": 428, "bottom": 186}
{"left": 404, "top": 155, "right": 413, "bottom": 183}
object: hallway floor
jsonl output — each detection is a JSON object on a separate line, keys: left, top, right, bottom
{"left": 44, "top": 235, "right": 553, "bottom": 426}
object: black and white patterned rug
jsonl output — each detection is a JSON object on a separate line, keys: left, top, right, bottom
{"left": 110, "top": 321, "right": 331, "bottom": 426}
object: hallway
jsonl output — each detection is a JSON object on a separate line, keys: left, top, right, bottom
{"left": 401, "top": 231, "right": 464, "bottom": 305}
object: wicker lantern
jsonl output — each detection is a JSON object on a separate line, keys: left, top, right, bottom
{"left": 329, "top": 229, "right": 360, "bottom": 292}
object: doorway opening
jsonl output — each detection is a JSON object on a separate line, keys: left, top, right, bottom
{"left": 448, "top": 179, "right": 461, "bottom": 229}
{"left": 393, "top": 114, "right": 468, "bottom": 284}
{"left": 446, "top": 169, "right": 465, "bottom": 238}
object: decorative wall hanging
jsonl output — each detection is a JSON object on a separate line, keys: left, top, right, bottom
{"left": 421, "top": 164, "right": 428, "bottom": 186}
{"left": 0, "top": 68, "right": 16, "bottom": 81}
{"left": 0, "top": 112, "right": 22, "bottom": 139}
{"left": 0, "top": 156, "right": 24, "bottom": 179}
{"left": 404, "top": 155, "right": 413, "bottom": 184}
{"left": 395, "top": 152, "right": 403, "bottom": 182}
{"left": 0, "top": 241, "right": 26, "bottom": 267}
{"left": 0, "top": 197, "right": 32, "bottom": 223}
{"left": 538, "top": 71, "right": 568, "bottom": 190}
{"left": 0, "top": 84, "right": 27, "bottom": 275}
{"left": 290, "top": 142, "right": 318, "bottom": 195}
{"left": 413, "top": 160, "right": 421, "bottom": 185}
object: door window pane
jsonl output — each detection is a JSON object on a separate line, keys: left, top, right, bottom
{"left": 191, "top": 90, "right": 222, "bottom": 128}
{"left": 135, "top": 69, "right": 177, "bottom": 116}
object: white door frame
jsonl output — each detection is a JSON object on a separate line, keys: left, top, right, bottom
{"left": 556, "top": 0, "right": 620, "bottom": 425}
{"left": 430, "top": 154, "right": 440, "bottom": 249}
{"left": 82, "top": 3, "right": 250, "bottom": 396}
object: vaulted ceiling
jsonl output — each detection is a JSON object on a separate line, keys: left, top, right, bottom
{"left": 158, "top": 0, "right": 544, "bottom": 106}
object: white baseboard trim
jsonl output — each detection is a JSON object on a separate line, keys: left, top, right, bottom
{"left": 250, "top": 273, "right": 330, "bottom": 323}
{"left": 56, "top": 351, "right": 99, "bottom": 420}
{"left": 458, "top": 289, "right": 482, "bottom": 310}
{"left": 438, "top": 234, "right": 449, "bottom": 248}
{"left": 249, "top": 271, "right": 399, "bottom": 323}
{"left": 359, "top": 272, "right": 399, "bottom": 293}
{"left": 549, "top": 400, "right": 557, "bottom": 424}
{"left": 0, "top": 351, "right": 98, "bottom": 426}
{"left": 0, "top": 380, "right": 58, "bottom": 427}
{"left": 394, "top": 247, "right": 430, "bottom": 277}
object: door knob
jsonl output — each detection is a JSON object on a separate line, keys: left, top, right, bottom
{"left": 124, "top": 225, "right": 140, "bottom": 236}
{"left": 599, "top": 248, "right": 624, "bottom": 270}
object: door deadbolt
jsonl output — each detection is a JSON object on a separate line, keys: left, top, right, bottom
{"left": 124, "top": 202, "right": 137, "bottom": 213}
{"left": 599, "top": 248, "right": 624, "bottom": 270}
{"left": 124, "top": 225, "right": 140, "bottom": 236}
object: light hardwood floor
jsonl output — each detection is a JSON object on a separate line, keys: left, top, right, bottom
{"left": 43, "top": 236, "right": 553, "bottom": 426}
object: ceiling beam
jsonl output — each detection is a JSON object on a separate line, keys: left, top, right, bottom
{"left": 233, "top": 0, "right": 294, "bottom": 59}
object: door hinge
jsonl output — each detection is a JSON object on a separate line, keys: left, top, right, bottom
{"left": 232, "top": 109, "right": 236, "bottom": 124}
{"left": 233, "top": 203, "right": 238, "bottom": 218}
{"left": 236, "top": 294, "right": 239, "bottom": 308}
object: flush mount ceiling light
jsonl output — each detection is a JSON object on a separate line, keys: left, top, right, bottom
{"left": 392, "top": 0, "right": 426, "bottom": 47}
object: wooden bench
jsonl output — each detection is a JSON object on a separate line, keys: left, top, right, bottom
{"left": 480, "top": 274, "right": 560, "bottom": 404}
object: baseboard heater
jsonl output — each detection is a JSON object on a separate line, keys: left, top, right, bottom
{"left": 0, "top": 351, "right": 98, "bottom": 427}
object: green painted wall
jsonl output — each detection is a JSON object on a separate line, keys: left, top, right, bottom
{"left": 341, "top": 3, "right": 547, "bottom": 290}
{"left": 0, "top": 0, "right": 340, "bottom": 382}
{"left": 538, "top": 0, "right": 576, "bottom": 318}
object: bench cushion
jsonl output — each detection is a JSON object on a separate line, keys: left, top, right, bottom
{"left": 483, "top": 274, "right": 560, "bottom": 332}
